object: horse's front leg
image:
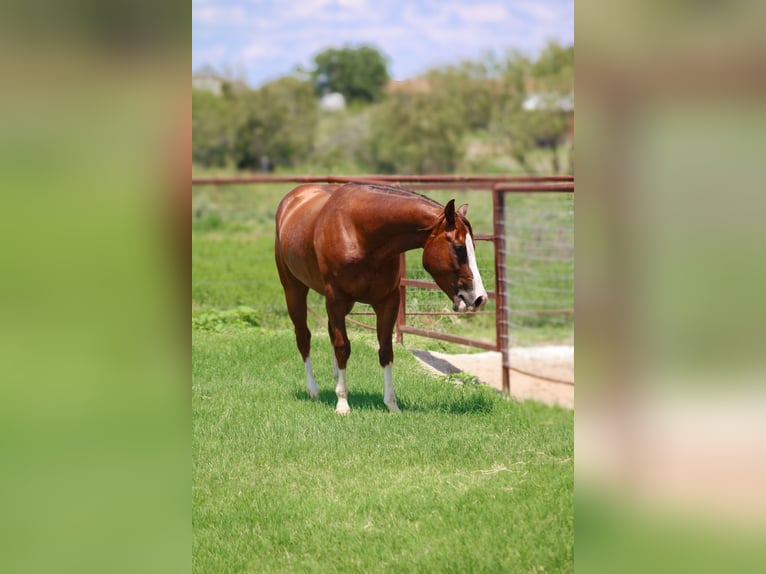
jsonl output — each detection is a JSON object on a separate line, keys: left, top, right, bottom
{"left": 326, "top": 296, "right": 353, "bottom": 415}
{"left": 374, "top": 290, "right": 401, "bottom": 413}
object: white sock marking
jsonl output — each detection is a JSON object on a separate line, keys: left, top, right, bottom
{"left": 305, "top": 358, "right": 319, "bottom": 398}
{"left": 335, "top": 368, "right": 350, "bottom": 415}
{"left": 383, "top": 363, "right": 400, "bottom": 413}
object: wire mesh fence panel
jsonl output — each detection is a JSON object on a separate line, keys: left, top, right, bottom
{"left": 396, "top": 189, "right": 573, "bottom": 355}
{"left": 398, "top": 189, "right": 497, "bottom": 347}
{"left": 503, "top": 193, "right": 574, "bottom": 347}
{"left": 401, "top": 239, "right": 497, "bottom": 345}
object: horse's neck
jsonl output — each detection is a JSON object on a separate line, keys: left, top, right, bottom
{"left": 362, "top": 197, "right": 440, "bottom": 255}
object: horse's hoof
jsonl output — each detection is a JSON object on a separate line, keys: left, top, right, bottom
{"left": 385, "top": 401, "right": 401, "bottom": 413}
{"left": 335, "top": 398, "right": 350, "bottom": 415}
{"left": 307, "top": 387, "right": 319, "bottom": 399}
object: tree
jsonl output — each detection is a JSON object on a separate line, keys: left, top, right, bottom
{"left": 367, "top": 92, "right": 467, "bottom": 174}
{"left": 425, "top": 61, "right": 495, "bottom": 131}
{"left": 192, "top": 87, "right": 238, "bottom": 167}
{"left": 311, "top": 45, "right": 390, "bottom": 104}
{"left": 233, "top": 77, "right": 318, "bottom": 170}
{"left": 531, "top": 41, "right": 574, "bottom": 90}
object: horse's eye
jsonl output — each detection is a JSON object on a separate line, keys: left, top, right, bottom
{"left": 454, "top": 244, "right": 467, "bottom": 264}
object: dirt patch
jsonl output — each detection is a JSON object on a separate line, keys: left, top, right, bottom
{"left": 411, "top": 346, "right": 574, "bottom": 409}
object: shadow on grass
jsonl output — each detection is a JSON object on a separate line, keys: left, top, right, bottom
{"left": 403, "top": 391, "right": 496, "bottom": 416}
{"left": 293, "top": 387, "right": 495, "bottom": 415}
{"left": 293, "top": 388, "right": 389, "bottom": 412}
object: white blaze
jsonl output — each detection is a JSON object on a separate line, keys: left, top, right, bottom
{"left": 466, "top": 232, "right": 487, "bottom": 302}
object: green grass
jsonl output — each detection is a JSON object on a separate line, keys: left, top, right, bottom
{"left": 193, "top": 327, "right": 573, "bottom": 573}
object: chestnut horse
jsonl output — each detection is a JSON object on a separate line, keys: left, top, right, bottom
{"left": 274, "top": 182, "right": 487, "bottom": 414}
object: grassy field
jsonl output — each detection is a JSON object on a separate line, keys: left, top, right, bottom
{"left": 193, "top": 326, "right": 573, "bottom": 572}
{"left": 192, "top": 178, "right": 573, "bottom": 572}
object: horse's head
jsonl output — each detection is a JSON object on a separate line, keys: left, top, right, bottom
{"left": 423, "top": 200, "right": 488, "bottom": 312}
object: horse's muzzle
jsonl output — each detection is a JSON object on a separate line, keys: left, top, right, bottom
{"left": 454, "top": 292, "right": 487, "bottom": 312}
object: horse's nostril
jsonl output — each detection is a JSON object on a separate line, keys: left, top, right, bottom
{"left": 474, "top": 296, "right": 486, "bottom": 308}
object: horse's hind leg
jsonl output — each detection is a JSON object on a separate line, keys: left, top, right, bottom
{"left": 276, "top": 261, "right": 319, "bottom": 398}
{"left": 326, "top": 296, "right": 354, "bottom": 415}
{"left": 287, "top": 284, "right": 320, "bottom": 398}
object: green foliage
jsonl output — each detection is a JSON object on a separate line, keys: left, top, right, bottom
{"left": 192, "top": 306, "right": 260, "bottom": 332}
{"left": 192, "top": 88, "right": 237, "bottom": 167}
{"left": 309, "top": 107, "right": 371, "bottom": 172}
{"left": 311, "top": 45, "right": 390, "bottom": 103}
{"left": 426, "top": 61, "right": 496, "bottom": 131}
{"left": 531, "top": 42, "right": 574, "bottom": 89}
{"left": 192, "top": 76, "right": 318, "bottom": 170}
{"left": 233, "top": 77, "right": 318, "bottom": 170}
{"left": 192, "top": 43, "right": 574, "bottom": 175}
{"left": 368, "top": 92, "right": 468, "bottom": 174}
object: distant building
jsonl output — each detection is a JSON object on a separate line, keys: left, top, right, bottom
{"left": 192, "top": 72, "right": 249, "bottom": 96}
{"left": 384, "top": 77, "right": 432, "bottom": 95}
{"left": 522, "top": 92, "right": 574, "bottom": 113}
{"left": 319, "top": 92, "right": 346, "bottom": 111}
{"left": 523, "top": 91, "right": 575, "bottom": 144}
{"left": 192, "top": 74, "right": 224, "bottom": 95}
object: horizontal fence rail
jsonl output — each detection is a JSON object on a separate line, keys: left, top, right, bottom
{"left": 192, "top": 174, "right": 574, "bottom": 393}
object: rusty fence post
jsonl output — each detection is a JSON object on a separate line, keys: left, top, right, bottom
{"left": 492, "top": 187, "right": 511, "bottom": 394}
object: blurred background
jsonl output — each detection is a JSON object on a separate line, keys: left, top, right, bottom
{"left": 576, "top": 0, "right": 766, "bottom": 572}
{"left": 192, "top": 1, "right": 574, "bottom": 176}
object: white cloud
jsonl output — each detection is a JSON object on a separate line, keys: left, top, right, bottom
{"left": 336, "top": 0, "right": 369, "bottom": 9}
{"left": 193, "top": 0, "right": 573, "bottom": 87}
{"left": 193, "top": 5, "right": 249, "bottom": 26}
{"left": 515, "top": 2, "right": 559, "bottom": 23}
{"left": 241, "top": 40, "right": 283, "bottom": 63}
{"left": 452, "top": 3, "right": 509, "bottom": 23}
{"left": 283, "top": 0, "right": 371, "bottom": 20}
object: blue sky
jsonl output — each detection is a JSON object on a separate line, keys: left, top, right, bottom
{"left": 193, "top": 0, "right": 573, "bottom": 88}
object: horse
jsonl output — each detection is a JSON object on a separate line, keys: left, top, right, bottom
{"left": 274, "top": 182, "right": 488, "bottom": 414}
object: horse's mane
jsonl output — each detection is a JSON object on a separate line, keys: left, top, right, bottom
{"left": 344, "top": 181, "right": 473, "bottom": 235}
{"left": 344, "top": 182, "right": 443, "bottom": 209}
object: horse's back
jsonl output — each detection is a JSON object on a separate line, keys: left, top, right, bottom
{"left": 275, "top": 184, "right": 338, "bottom": 293}
{"left": 275, "top": 184, "right": 336, "bottom": 234}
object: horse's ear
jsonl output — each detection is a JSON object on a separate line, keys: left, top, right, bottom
{"left": 444, "top": 199, "right": 456, "bottom": 230}
{"left": 457, "top": 203, "right": 468, "bottom": 218}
